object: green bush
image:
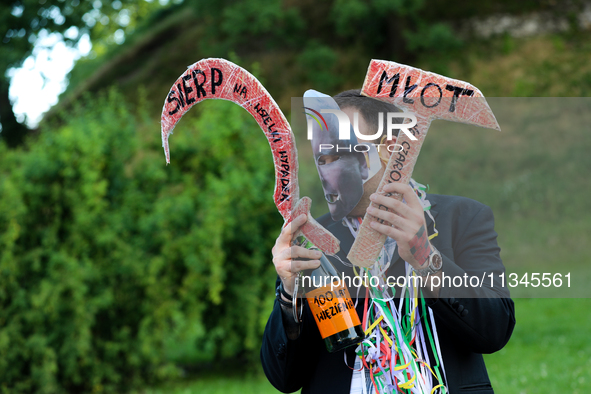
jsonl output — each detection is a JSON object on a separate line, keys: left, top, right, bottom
{"left": 0, "top": 90, "right": 281, "bottom": 393}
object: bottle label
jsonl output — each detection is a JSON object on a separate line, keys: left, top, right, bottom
{"left": 306, "top": 284, "right": 361, "bottom": 339}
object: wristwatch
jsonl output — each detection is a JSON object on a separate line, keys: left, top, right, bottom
{"left": 412, "top": 245, "right": 443, "bottom": 277}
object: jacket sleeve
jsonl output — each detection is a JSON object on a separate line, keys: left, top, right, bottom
{"left": 427, "top": 203, "right": 516, "bottom": 354}
{"left": 260, "top": 280, "right": 323, "bottom": 393}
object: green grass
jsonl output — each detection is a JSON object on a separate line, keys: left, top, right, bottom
{"left": 137, "top": 299, "right": 591, "bottom": 394}
{"left": 132, "top": 371, "right": 281, "bottom": 394}
{"left": 485, "top": 298, "right": 591, "bottom": 393}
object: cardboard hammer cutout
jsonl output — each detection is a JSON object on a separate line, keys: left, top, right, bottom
{"left": 160, "top": 58, "right": 340, "bottom": 254}
{"left": 347, "top": 59, "right": 500, "bottom": 267}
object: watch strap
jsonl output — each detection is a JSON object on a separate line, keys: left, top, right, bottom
{"left": 276, "top": 284, "right": 293, "bottom": 306}
{"left": 278, "top": 281, "right": 293, "bottom": 301}
{"left": 412, "top": 245, "right": 442, "bottom": 277}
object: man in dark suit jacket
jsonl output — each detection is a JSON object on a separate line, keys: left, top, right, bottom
{"left": 261, "top": 90, "right": 515, "bottom": 393}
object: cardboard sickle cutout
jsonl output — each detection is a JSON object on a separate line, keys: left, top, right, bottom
{"left": 347, "top": 59, "right": 501, "bottom": 267}
{"left": 160, "top": 58, "right": 339, "bottom": 254}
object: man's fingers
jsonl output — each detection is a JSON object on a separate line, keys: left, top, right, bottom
{"left": 382, "top": 182, "right": 423, "bottom": 211}
{"left": 369, "top": 193, "right": 412, "bottom": 219}
{"left": 274, "top": 247, "right": 321, "bottom": 294}
{"left": 277, "top": 214, "right": 308, "bottom": 246}
{"left": 278, "top": 257, "right": 321, "bottom": 295}
{"left": 366, "top": 205, "right": 413, "bottom": 233}
{"left": 281, "top": 214, "right": 307, "bottom": 239}
{"left": 290, "top": 246, "right": 322, "bottom": 260}
{"left": 273, "top": 246, "right": 322, "bottom": 274}
{"left": 274, "top": 245, "right": 320, "bottom": 264}
{"left": 369, "top": 220, "right": 405, "bottom": 240}
{"left": 272, "top": 215, "right": 319, "bottom": 295}
{"left": 291, "top": 259, "right": 321, "bottom": 273}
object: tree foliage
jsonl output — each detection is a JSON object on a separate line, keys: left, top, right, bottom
{"left": 0, "top": 0, "right": 164, "bottom": 146}
{"left": 3, "top": 1, "right": 591, "bottom": 391}
{"left": 0, "top": 90, "right": 280, "bottom": 392}
{"left": 4, "top": 0, "right": 589, "bottom": 147}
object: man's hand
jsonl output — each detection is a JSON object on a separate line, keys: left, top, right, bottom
{"left": 272, "top": 214, "right": 322, "bottom": 296}
{"left": 366, "top": 183, "right": 431, "bottom": 270}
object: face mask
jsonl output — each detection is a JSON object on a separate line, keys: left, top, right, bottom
{"left": 303, "top": 90, "right": 381, "bottom": 221}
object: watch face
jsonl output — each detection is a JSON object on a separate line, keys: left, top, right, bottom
{"left": 431, "top": 253, "right": 443, "bottom": 270}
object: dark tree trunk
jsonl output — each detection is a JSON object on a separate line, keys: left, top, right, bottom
{"left": 0, "top": 78, "right": 29, "bottom": 148}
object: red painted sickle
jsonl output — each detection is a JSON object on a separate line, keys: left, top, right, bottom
{"left": 161, "top": 58, "right": 339, "bottom": 254}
